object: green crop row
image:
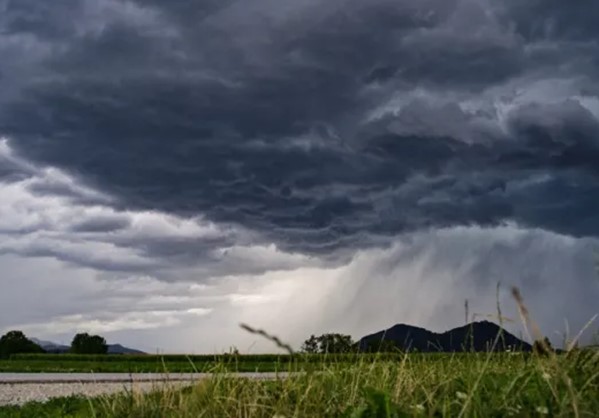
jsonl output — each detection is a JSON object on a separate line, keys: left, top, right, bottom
{"left": 9, "top": 353, "right": 408, "bottom": 363}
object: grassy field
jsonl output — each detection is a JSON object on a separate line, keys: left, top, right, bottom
{"left": 0, "top": 357, "right": 280, "bottom": 373}
{"left": 0, "top": 352, "right": 542, "bottom": 373}
{"left": 0, "top": 353, "right": 407, "bottom": 373}
{"left": 1, "top": 350, "right": 597, "bottom": 417}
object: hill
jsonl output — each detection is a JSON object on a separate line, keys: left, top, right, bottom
{"left": 358, "top": 321, "right": 532, "bottom": 352}
{"left": 31, "top": 338, "right": 145, "bottom": 354}
{"left": 107, "top": 344, "right": 145, "bottom": 354}
{"left": 30, "top": 338, "right": 70, "bottom": 354}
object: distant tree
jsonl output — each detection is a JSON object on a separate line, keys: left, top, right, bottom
{"left": 320, "top": 333, "right": 354, "bottom": 354}
{"left": 533, "top": 337, "right": 554, "bottom": 356}
{"left": 0, "top": 330, "right": 44, "bottom": 359}
{"left": 301, "top": 333, "right": 355, "bottom": 354}
{"left": 301, "top": 335, "right": 319, "bottom": 354}
{"left": 70, "top": 333, "right": 108, "bottom": 354}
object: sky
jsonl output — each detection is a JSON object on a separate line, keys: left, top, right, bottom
{"left": 1, "top": 0, "right": 599, "bottom": 353}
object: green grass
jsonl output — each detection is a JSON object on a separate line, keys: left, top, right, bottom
{"left": 1, "top": 353, "right": 404, "bottom": 373}
{"left": 1, "top": 350, "right": 598, "bottom": 417}
{"left": 0, "top": 396, "right": 93, "bottom": 418}
{"left": 0, "top": 353, "right": 536, "bottom": 373}
{"left": 0, "top": 359, "right": 276, "bottom": 373}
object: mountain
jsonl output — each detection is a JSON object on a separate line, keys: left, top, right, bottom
{"left": 31, "top": 338, "right": 145, "bottom": 354}
{"left": 358, "top": 321, "right": 532, "bottom": 352}
{"left": 358, "top": 324, "right": 441, "bottom": 352}
{"left": 107, "top": 344, "right": 145, "bottom": 354}
{"left": 30, "top": 338, "right": 70, "bottom": 354}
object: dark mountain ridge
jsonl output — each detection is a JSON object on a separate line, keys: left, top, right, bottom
{"left": 359, "top": 321, "right": 532, "bottom": 352}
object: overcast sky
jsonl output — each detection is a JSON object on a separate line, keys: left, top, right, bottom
{"left": 1, "top": 0, "right": 598, "bottom": 353}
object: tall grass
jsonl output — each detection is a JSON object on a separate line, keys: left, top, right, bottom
{"left": 3, "top": 349, "right": 598, "bottom": 417}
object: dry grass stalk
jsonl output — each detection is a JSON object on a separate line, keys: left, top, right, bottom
{"left": 240, "top": 323, "right": 295, "bottom": 355}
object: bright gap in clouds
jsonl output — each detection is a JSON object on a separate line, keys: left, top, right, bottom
{"left": 1, "top": 139, "right": 598, "bottom": 352}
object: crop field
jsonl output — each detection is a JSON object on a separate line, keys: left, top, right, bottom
{"left": 0, "top": 352, "right": 536, "bottom": 373}
{"left": 0, "top": 353, "right": 408, "bottom": 373}
{"left": 1, "top": 349, "right": 598, "bottom": 417}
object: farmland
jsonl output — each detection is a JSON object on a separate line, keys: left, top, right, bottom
{"left": 0, "top": 353, "right": 408, "bottom": 373}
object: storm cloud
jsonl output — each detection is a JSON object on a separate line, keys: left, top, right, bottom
{"left": 1, "top": 0, "right": 598, "bottom": 350}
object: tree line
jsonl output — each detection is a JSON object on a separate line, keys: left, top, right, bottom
{"left": 0, "top": 330, "right": 108, "bottom": 358}
{"left": 300, "top": 333, "right": 404, "bottom": 353}
{"left": 1, "top": 329, "right": 558, "bottom": 358}
{"left": 300, "top": 333, "right": 556, "bottom": 355}
{"left": 1, "top": 330, "right": 371, "bottom": 358}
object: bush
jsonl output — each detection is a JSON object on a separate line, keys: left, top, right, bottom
{"left": 301, "top": 333, "right": 355, "bottom": 354}
{"left": 532, "top": 337, "right": 554, "bottom": 357}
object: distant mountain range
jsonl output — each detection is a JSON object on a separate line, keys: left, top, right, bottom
{"left": 31, "top": 338, "right": 145, "bottom": 354}
{"left": 31, "top": 321, "right": 532, "bottom": 355}
{"left": 358, "top": 321, "right": 532, "bottom": 352}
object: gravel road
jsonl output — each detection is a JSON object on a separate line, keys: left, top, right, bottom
{"left": 0, "top": 381, "right": 190, "bottom": 406}
{"left": 0, "top": 372, "right": 285, "bottom": 384}
{"left": 0, "top": 373, "right": 289, "bottom": 406}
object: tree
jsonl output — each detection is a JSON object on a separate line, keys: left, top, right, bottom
{"left": 0, "top": 330, "right": 44, "bottom": 359}
{"left": 301, "top": 333, "right": 355, "bottom": 354}
{"left": 301, "top": 335, "right": 319, "bottom": 353}
{"left": 533, "top": 337, "right": 554, "bottom": 356}
{"left": 70, "top": 333, "right": 108, "bottom": 354}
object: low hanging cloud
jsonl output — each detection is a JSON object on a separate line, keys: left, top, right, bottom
{"left": 0, "top": 139, "right": 320, "bottom": 278}
{"left": 0, "top": 0, "right": 598, "bottom": 351}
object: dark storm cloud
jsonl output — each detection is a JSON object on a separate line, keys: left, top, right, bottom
{"left": 0, "top": 0, "right": 80, "bottom": 39}
{"left": 496, "top": 0, "right": 599, "bottom": 41}
{"left": 0, "top": 153, "right": 30, "bottom": 182}
{"left": 69, "top": 215, "right": 131, "bottom": 233}
{"left": 1, "top": 0, "right": 599, "bottom": 255}
{"left": 1, "top": 244, "right": 157, "bottom": 273}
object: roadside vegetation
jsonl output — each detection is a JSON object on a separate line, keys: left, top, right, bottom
{"left": 1, "top": 348, "right": 598, "bottom": 417}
